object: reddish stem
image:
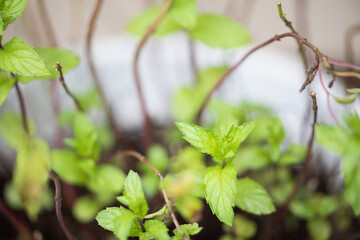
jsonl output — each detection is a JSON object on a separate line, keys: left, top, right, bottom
{"left": 325, "top": 57, "right": 360, "bottom": 71}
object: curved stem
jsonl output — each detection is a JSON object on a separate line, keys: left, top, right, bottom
{"left": 49, "top": 172, "right": 76, "bottom": 240}
{"left": 278, "top": 91, "right": 318, "bottom": 217}
{"left": 318, "top": 62, "right": 340, "bottom": 126}
{"left": 325, "top": 57, "right": 360, "bottom": 71}
{"left": 133, "top": 0, "right": 174, "bottom": 150}
{"left": 196, "top": 32, "right": 324, "bottom": 123}
{"left": 116, "top": 150, "right": 188, "bottom": 240}
{"left": 0, "top": 199, "right": 33, "bottom": 240}
{"left": 14, "top": 81, "right": 29, "bottom": 134}
{"left": 86, "top": 0, "right": 119, "bottom": 137}
{"left": 56, "top": 62, "right": 84, "bottom": 112}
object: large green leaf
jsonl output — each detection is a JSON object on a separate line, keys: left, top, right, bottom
{"left": 87, "top": 164, "right": 125, "bottom": 195}
{"left": 203, "top": 164, "right": 237, "bottom": 226}
{"left": 0, "top": 72, "right": 15, "bottom": 106}
{"left": 315, "top": 124, "right": 351, "bottom": 154}
{"left": 50, "top": 150, "right": 88, "bottom": 185}
{"left": 14, "top": 138, "right": 50, "bottom": 220}
{"left": 35, "top": 47, "right": 80, "bottom": 80}
{"left": 64, "top": 112, "right": 100, "bottom": 159}
{"left": 0, "top": 0, "right": 27, "bottom": 28}
{"left": 0, "top": 111, "right": 35, "bottom": 148}
{"left": 169, "top": 0, "right": 197, "bottom": 30}
{"left": 117, "top": 170, "right": 148, "bottom": 218}
{"left": 96, "top": 207, "right": 141, "bottom": 240}
{"left": 127, "top": 6, "right": 181, "bottom": 36}
{"left": 189, "top": 14, "right": 251, "bottom": 48}
{"left": 140, "top": 220, "right": 170, "bottom": 240}
{"left": 235, "top": 178, "right": 275, "bottom": 215}
{"left": 0, "top": 37, "right": 50, "bottom": 77}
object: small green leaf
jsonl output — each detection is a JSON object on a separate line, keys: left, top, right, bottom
{"left": 14, "top": 138, "right": 50, "bottom": 220}
{"left": 278, "top": 144, "right": 306, "bottom": 165}
{"left": 96, "top": 207, "right": 141, "bottom": 240}
{"left": 0, "top": 111, "right": 35, "bottom": 148}
{"left": 140, "top": 220, "right": 170, "bottom": 240}
{"left": 169, "top": 0, "right": 197, "bottom": 30}
{"left": 316, "top": 124, "right": 351, "bottom": 154}
{"left": 87, "top": 164, "right": 125, "bottom": 195}
{"left": 289, "top": 200, "right": 315, "bottom": 220}
{"left": 119, "top": 170, "right": 148, "bottom": 218}
{"left": 231, "top": 214, "right": 257, "bottom": 239}
{"left": 0, "top": 0, "right": 27, "bottom": 28}
{"left": 189, "top": 14, "right": 251, "bottom": 48}
{"left": 203, "top": 164, "right": 237, "bottom": 226}
{"left": 35, "top": 47, "right": 80, "bottom": 80}
{"left": 234, "top": 146, "right": 271, "bottom": 171}
{"left": 0, "top": 37, "right": 50, "bottom": 77}
{"left": 333, "top": 94, "right": 357, "bottom": 104}
{"left": 127, "top": 6, "right": 181, "bottom": 36}
{"left": 235, "top": 178, "right": 275, "bottom": 215}
{"left": 0, "top": 14, "right": 3, "bottom": 36}
{"left": 143, "top": 144, "right": 168, "bottom": 172}
{"left": 347, "top": 88, "right": 360, "bottom": 94}
{"left": 343, "top": 113, "right": 360, "bottom": 136}
{"left": 144, "top": 205, "right": 167, "bottom": 219}
{"left": 51, "top": 150, "right": 88, "bottom": 185}
{"left": 307, "top": 218, "right": 331, "bottom": 240}
{"left": 173, "top": 223, "right": 202, "bottom": 239}
{"left": 176, "top": 122, "right": 218, "bottom": 156}
{"left": 73, "top": 196, "right": 102, "bottom": 223}
{"left": 0, "top": 72, "right": 15, "bottom": 106}
{"left": 65, "top": 112, "right": 100, "bottom": 159}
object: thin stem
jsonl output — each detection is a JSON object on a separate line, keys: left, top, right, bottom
{"left": 14, "top": 81, "right": 29, "bottom": 134}
{"left": 277, "top": 2, "right": 308, "bottom": 68}
{"left": 325, "top": 57, "right": 360, "bottom": 71}
{"left": 56, "top": 62, "right": 84, "bottom": 112}
{"left": 318, "top": 62, "right": 340, "bottom": 126}
{"left": 278, "top": 91, "right": 318, "bottom": 216}
{"left": 86, "top": 0, "right": 119, "bottom": 137}
{"left": 0, "top": 199, "right": 33, "bottom": 240}
{"left": 133, "top": 0, "right": 174, "bottom": 150}
{"left": 196, "top": 32, "right": 324, "bottom": 123}
{"left": 49, "top": 172, "right": 76, "bottom": 240}
{"left": 116, "top": 150, "right": 187, "bottom": 240}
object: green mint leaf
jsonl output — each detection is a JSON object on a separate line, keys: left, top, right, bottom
{"left": 278, "top": 144, "right": 306, "bottom": 165}
{"left": 140, "top": 220, "right": 170, "bottom": 240}
{"left": 307, "top": 218, "right": 331, "bottom": 240}
{"left": 120, "top": 170, "right": 148, "bottom": 218}
{"left": 127, "top": 6, "right": 180, "bottom": 36}
{"left": 169, "top": 0, "right": 197, "bottom": 30}
{"left": 315, "top": 124, "right": 351, "bottom": 154}
{"left": 0, "top": 15, "right": 3, "bottom": 35}
{"left": 173, "top": 223, "right": 202, "bottom": 239}
{"left": 143, "top": 144, "right": 168, "bottom": 172}
{"left": 0, "top": 37, "right": 50, "bottom": 77}
{"left": 343, "top": 113, "right": 360, "bottom": 136}
{"left": 221, "top": 121, "right": 256, "bottom": 159}
{"left": 65, "top": 112, "right": 100, "bottom": 159}
{"left": 235, "top": 178, "right": 275, "bottom": 215}
{"left": 343, "top": 147, "right": 360, "bottom": 215}
{"left": 14, "top": 138, "right": 50, "bottom": 220}
{"left": 289, "top": 200, "right": 315, "bottom": 220}
{"left": 0, "top": 0, "right": 27, "bottom": 29}
{"left": 88, "top": 164, "right": 125, "bottom": 195}
{"left": 189, "top": 14, "right": 251, "bottom": 48}
{"left": 0, "top": 111, "right": 35, "bottom": 148}
{"left": 51, "top": 150, "right": 88, "bottom": 185}
{"left": 231, "top": 215, "right": 257, "bottom": 239}
{"left": 176, "top": 121, "right": 218, "bottom": 156}
{"left": 73, "top": 196, "right": 102, "bottom": 223}
{"left": 0, "top": 72, "right": 15, "bottom": 106}
{"left": 172, "top": 67, "right": 228, "bottom": 122}
{"left": 203, "top": 164, "right": 237, "bottom": 226}
{"left": 234, "top": 146, "right": 271, "bottom": 172}
{"left": 35, "top": 47, "right": 80, "bottom": 80}
{"left": 96, "top": 207, "right": 141, "bottom": 240}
